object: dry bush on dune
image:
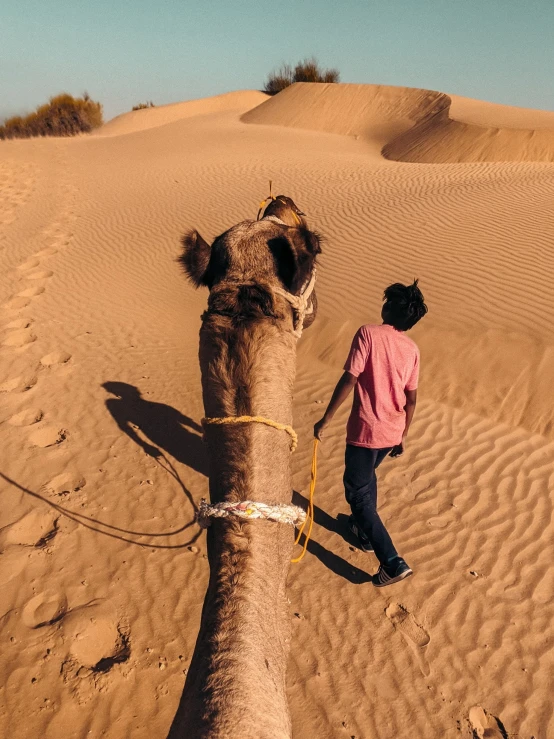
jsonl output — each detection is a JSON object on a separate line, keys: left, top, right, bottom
{"left": 264, "top": 63, "right": 294, "bottom": 95}
{"left": 0, "top": 93, "right": 103, "bottom": 139}
{"left": 264, "top": 57, "right": 340, "bottom": 95}
{"left": 294, "top": 58, "right": 340, "bottom": 83}
{"left": 132, "top": 101, "right": 156, "bottom": 111}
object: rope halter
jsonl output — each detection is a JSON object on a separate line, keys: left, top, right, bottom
{"left": 204, "top": 182, "right": 315, "bottom": 339}
{"left": 257, "top": 184, "right": 315, "bottom": 337}
{"left": 273, "top": 267, "right": 316, "bottom": 339}
{"left": 203, "top": 265, "right": 316, "bottom": 340}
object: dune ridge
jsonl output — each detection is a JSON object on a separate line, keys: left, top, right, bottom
{"left": 243, "top": 81, "right": 554, "bottom": 162}
{"left": 242, "top": 82, "right": 448, "bottom": 152}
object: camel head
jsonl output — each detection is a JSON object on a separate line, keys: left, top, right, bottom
{"left": 180, "top": 196, "right": 321, "bottom": 335}
{"left": 259, "top": 194, "right": 307, "bottom": 228}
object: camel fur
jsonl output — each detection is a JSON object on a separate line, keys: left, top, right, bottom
{"left": 168, "top": 198, "right": 321, "bottom": 738}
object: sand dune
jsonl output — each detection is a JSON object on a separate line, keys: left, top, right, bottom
{"left": 244, "top": 81, "right": 554, "bottom": 162}
{"left": 384, "top": 106, "right": 554, "bottom": 163}
{"left": 1, "top": 83, "right": 553, "bottom": 738}
{"left": 97, "top": 90, "right": 268, "bottom": 136}
{"left": 242, "top": 82, "right": 446, "bottom": 155}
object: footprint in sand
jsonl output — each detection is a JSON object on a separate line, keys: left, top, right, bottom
{"left": 40, "top": 351, "right": 71, "bottom": 367}
{"left": 427, "top": 517, "right": 451, "bottom": 529}
{"left": 63, "top": 603, "right": 130, "bottom": 672}
{"left": 0, "top": 374, "right": 38, "bottom": 393}
{"left": 25, "top": 270, "right": 53, "bottom": 281}
{"left": 0, "top": 509, "right": 58, "bottom": 550}
{"left": 17, "top": 285, "right": 45, "bottom": 299}
{"left": 2, "top": 288, "right": 42, "bottom": 315}
{"left": 386, "top": 602, "right": 430, "bottom": 647}
{"left": 385, "top": 602, "right": 430, "bottom": 675}
{"left": 2, "top": 328, "right": 37, "bottom": 347}
{"left": 34, "top": 247, "right": 58, "bottom": 258}
{"left": 7, "top": 408, "right": 43, "bottom": 426}
{"left": 3, "top": 296, "right": 31, "bottom": 311}
{"left": 29, "top": 426, "right": 67, "bottom": 448}
{"left": 43, "top": 472, "right": 86, "bottom": 497}
{"left": 468, "top": 705, "right": 507, "bottom": 738}
{"left": 22, "top": 590, "right": 68, "bottom": 629}
{"left": 2, "top": 318, "right": 33, "bottom": 331}
{"left": 17, "top": 258, "right": 40, "bottom": 271}
{"left": 51, "top": 234, "right": 72, "bottom": 249}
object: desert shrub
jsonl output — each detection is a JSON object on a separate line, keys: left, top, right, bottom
{"left": 132, "top": 101, "right": 155, "bottom": 111}
{"left": 0, "top": 93, "right": 103, "bottom": 140}
{"left": 264, "top": 57, "right": 340, "bottom": 95}
{"left": 1, "top": 116, "right": 26, "bottom": 139}
{"left": 263, "top": 64, "right": 294, "bottom": 95}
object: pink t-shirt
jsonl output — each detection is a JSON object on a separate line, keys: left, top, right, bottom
{"left": 344, "top": 324, "right": 420, "bottom": 448}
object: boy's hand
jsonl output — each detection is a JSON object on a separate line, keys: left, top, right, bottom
{"left": 390, "top": 442, "right": 404, "bottom": 458}
{"left": 314, "top": 418, "right": 328, "bottom": 441}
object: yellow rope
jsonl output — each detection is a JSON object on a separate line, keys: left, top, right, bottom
{"left": 202, "top": 415, "right": 298, "bottom": 452}
{"left": 291, "top": 438, "right": 318, "bottom": 563}
{"left": 257, "top": 180, "right": 276, "bottom": 220}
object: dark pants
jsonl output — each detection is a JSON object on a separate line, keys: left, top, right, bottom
{"left": 344, "top": 444, "right": 398, "bottom": 564}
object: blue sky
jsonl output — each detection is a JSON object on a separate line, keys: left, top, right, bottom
{"left": 2, "top": 0, "right": 553, "bottom": 122}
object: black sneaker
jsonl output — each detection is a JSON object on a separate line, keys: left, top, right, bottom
{"left": 348, "top": 517, "right": 374, "bottom": 553}
{"left": 371, "top": 558, "right": 413, "bottom": 587}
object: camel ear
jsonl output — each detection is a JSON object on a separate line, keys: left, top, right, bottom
{"left": 179, "top": 230, "right": 212, "bottom": 287}
{"left": 268, "top": 227, "right": 322, "bottom": 294}
{"left": 299, "top": 227, "right": 322, "bottom": 256}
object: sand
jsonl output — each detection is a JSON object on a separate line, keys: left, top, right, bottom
{"left": 0, "top": 82, "right": 552, "bottom": 738}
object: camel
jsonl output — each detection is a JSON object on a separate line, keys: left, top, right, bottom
{"left": 168, "top": 195, "right": 321, "bottom": 738}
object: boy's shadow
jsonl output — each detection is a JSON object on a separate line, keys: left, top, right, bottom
{"left": 292, "top": 491, "right": 371, "bottom": 584}
{"left": 102, "top": 382, "right": 208, "bottom": 477}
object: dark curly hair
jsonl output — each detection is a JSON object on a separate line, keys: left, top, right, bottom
{"left": 382, "top": 280, "right": 428, "bottom": 331}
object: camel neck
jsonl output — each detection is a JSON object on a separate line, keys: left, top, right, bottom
{"left": 200, "top": 321, "right": 296, "bottom": 506}
{"left": 169, "top": 322, "right": 297, "bottom": 738}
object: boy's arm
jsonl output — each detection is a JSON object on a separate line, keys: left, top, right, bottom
{"left": 403, "top": 388, "right": 417, "bottom": 437}
{"left": 390, "top": 388, "right": 417, "bottom": 457}
{"left": 314, "top": 371, "right": 358, "bottom": 441}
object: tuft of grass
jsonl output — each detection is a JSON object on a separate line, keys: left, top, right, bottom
{"left": 264, "top": 57, "right": 340, "bottom": 95}
{"left": 132, "top": 101, "right": 155, "bottom": 111}
{"left": 0, "top": 93, "right": 103, "bottom": 140}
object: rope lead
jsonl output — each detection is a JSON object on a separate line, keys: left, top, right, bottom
{"left": 291, "top": 438, "right": 318, "bottom": 563}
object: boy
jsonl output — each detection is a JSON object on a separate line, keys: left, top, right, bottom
{"left": 314, "top": 280, "right": 428, "bottom": 587}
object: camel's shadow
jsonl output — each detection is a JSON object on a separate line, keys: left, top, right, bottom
{"left": 292, "top": 491, "right": 372, "bottom": 584}
{"left": 100, "top": 383, "right": 369, "bottom": 580}
{"left": 102, "top": 381, "right": 208, "bottom": 477}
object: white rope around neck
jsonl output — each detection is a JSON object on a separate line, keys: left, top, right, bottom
{"left": 197, "top": 499, "right": 307, "bottom": 528}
